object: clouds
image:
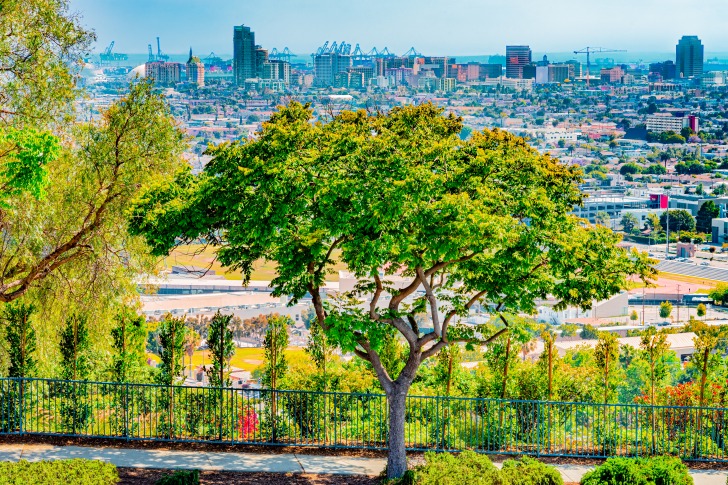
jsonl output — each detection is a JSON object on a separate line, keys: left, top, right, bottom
{"left": 70, "top": 0, "right": 728, "bottom": 56}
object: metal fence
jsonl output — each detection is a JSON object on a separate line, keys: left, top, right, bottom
{"left": 1, "top": 377, "right": 728, "bottom": 461}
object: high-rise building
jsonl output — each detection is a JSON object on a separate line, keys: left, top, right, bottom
{"left": 676, "top": 35, "right": 704, "bottom": 78}
{"left": 254, "top": 46, "right": 268, "bottom": 77}
{"left": 505, "top": 45, "right": 532, "bottom": 79}
{"left": 314, "top": 53, "right": 352, "bottom": 87}
{"left": 233, "top": 25, "right": 256, "bottom": 85}
{"left": 145, "top": 61, "right": 181, "bottom": 85}
{"left": 479, "top": 64, "right": 503, "bottom": 79}
{"left": 186, "top": 48, "right": 204, "bottom": 87}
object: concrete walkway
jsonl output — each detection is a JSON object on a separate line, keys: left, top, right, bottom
{"left": 0, "top": 443, "right": 726, "bottom": 484}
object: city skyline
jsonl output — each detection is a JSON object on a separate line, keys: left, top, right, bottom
{"left": 71, "top": 0, "right": 728, "bottom": 57}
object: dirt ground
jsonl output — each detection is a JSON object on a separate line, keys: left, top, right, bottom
{"left": 117, "top": 468, "right": 379, "bottom": 485}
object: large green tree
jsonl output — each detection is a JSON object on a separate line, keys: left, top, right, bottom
{"left": 129, "top": 103, "right": 654, "bottom": 478}
{"left": 660, "top": 209, "right": 696, "bottom": 234}
{"left": 696, "top": 200, "right": 720, "bottom": 235}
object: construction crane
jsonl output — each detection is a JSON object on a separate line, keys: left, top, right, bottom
{"left": 99, "top": 41, "right": 128, "bottom": 64}
{"left": 573, "top": 47, "right": 626, "bottom": 87}
{"left": 156, "top": 37, "right": 169, "bottom": 62}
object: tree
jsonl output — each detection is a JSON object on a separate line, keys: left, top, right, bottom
{"left": 709, "top": 284, "right": 728, "bottom": 306}
{"left": 646, "top": 213, "right": 662, "bottom": 232}
{"left": 128, "top": 103, "right": 654, "bottom": 478}
{"left": 0, "top": 80, "right": 184, "bottom": 304}
{"left": 156, "top": 314, "right": 186, "bottom": 438}
{"left": 659, "top": 301, "right": 673, "bottom": 319}
{"left": 263, "top": 314, "right": 289, "bottom": 442}
{"left": 540, "top": 330, "right": 556, "bottom": 401}
{"left": 660, "top": 210, "right": 696, "bottom": 234}
{"left": 207, "top": 311, "right": 234, "bottom": 388}
{"left": 594, "top": 332, "right": 619, "bottom": 404}
{"left": 580, "top": 324, "right": 600, "bottom": 340}
{"left": 639, "top": 326, "right": 670, "bottom": 452}
{"left": 306, "top": 319, "right": 335, "bottom": 391}
{"left": 621, "top": 213, "right": 639, "bottom": 234}
{"left": 594, "top": 211, "right": 611, "bottom": 226}
{"left": 183, "top": 329, "right": 201, "bottom": 375}
{"left": 630, "top": 310, "right": 639, "bottom": 322}
{"left": 110, "top": 307, "right": 147, "bottom": 383}
{"left": 697, "top": 303, "right": 707, "bottom": 318}
{"left": 1, "top": 302, "right": 36, "bottom": 378}
{"left": 59, "top": 313, "right": 92, "bottom": 432}
{"left": 691, "top": 322, "right": 723, "bottom": 408}
{"left": 110, "top": 307, "right": 147, "bottom": 436}
{"left": 696, "top": 201, "right": 720, "bottom": 234}
{"left": 619, "top": 162, "right": 641, "bottom": 175}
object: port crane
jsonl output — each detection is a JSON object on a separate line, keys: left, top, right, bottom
{"left": 99, "top": 41, "right": 128, "bottom": 64}
{"left": 156, "top": 37, "right": 169, "bottom": 62}
{"left": 573, "top": 47, "right": 626, "bottom": 87}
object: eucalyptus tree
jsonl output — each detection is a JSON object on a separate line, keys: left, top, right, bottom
{"left": 129, "top": 102, "right": 654, "bottom": 478}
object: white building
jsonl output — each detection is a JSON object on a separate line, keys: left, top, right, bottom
{"left": 646, "top": 114, "right": 688, "bottom": 133}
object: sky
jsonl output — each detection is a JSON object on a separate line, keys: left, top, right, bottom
{"left": 70, "top": 0, "right": 728, "bottom": 58}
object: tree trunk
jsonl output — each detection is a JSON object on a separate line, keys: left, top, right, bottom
{"left": 386, "top": 385, "right": 409, "bottom": 479}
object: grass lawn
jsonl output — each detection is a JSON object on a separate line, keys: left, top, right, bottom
{"left": 162, "top": 244, "right": 347, "bottom": 282}
{"left": 148, "top": 347, "right": 308, "bottom": 373}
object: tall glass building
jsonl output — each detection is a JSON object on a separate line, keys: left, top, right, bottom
{"left": 233, "top": 25, "right": 256, "bottom": 85}
{"left": 676, "top": 36, "right": 704, "bottom": 78}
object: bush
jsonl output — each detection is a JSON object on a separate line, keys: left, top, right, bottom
{"left": 500, "top": 456, "right": 563, "bottom": 485}
{"left": 0, "top": 459, "right": 118, "bottom": 485}
{"left": 155, "top": 469, "right": 200, "bottom": 485}
{"left": 581, "top": 456, "right": 692, "bottom": 485}
{"left": 405, "top": 452, "right": 562, "bottom": 485}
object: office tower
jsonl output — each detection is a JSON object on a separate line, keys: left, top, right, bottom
{"left": 505, "top": 45, "right": 532, "bottom": 79}
{"left": 479, "top": 64, "right": 503, "bottom": 79}
{"left": 186, "top": 48, "right": 204, "bottom": 87}
{"left": 233, "top": 25, "right": 256, "bottom": 85}
{"left": 676, "top": 35, "right": 704, "bottom": 78}
{"left": 254, "top": 46, "right": 268, "bottom": 77}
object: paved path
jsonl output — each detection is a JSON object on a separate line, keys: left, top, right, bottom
{"left": 0, "top": 443, "right": 726, "bottom": 484}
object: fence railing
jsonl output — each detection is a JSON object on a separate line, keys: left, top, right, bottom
{"left": 1, "top": 377, "right": 728, "bottom": 461}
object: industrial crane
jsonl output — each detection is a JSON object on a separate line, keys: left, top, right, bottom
{"left": 147, "top": 44, "right": 154, "bottom": 63}
{"left": 156, "top": 37, "right": 169, "bottom": 62}
{"left": 573, "top": 47, "right": 626, "bottom": 87}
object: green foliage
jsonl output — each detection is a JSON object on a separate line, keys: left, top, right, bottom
{"left": 630, "top": 310, "right": 639, "bottom": 321}
{"left": 621, "top": 213, "right": 638, "bottom": 234}
{"left": 594, "top": 332, "right": 619, "bottom": 404}
{"left": 263, "top": 314, "right": 290, "bottom": 390}
{"left": 659, "top": 301, "right": 673, "bottom": 319}
{"left": 59, "top": 313, "right": 90, "bottom": 381}
{"left": 0, "top": 128, "right": 59, "bottom": 208}
{"left": 305, "top": 319, "right": 335, "bottom": 390}
{"left": 580, "top": 325, "right": 600, "bottom": 340}
{"left": 155, "top": 469, "right": 200, "bottom": 485}
{"left": 580, "top": 456, "right": 692, "bottom": 485}
{"left": 0, "top": 459, "right": 118, "bottom": 485}
{"left": 0, "top": 0, "right": 94, "bottom": 128}
{"left": 206, "top": 311, "right": 234, "bottom": 388}
{"left": 157, "top": 314, "right": 186, "bottom": 386}
{"left": 660, "top": 210, "right": 696, "bottom": 233}
{"left": 697, "top": 303, "right": 706, "bottom": 317}
{"left": 1, "top": 302, "right": 36, "bottom": 377}
{"left": 408, "top": 452, "right": 562, "bottom": 485}
{"left": 696, "top": 201, "right": 720, "bottom": 234}
{"left": 110, "top": 307, "right": 147, "bottom": 383}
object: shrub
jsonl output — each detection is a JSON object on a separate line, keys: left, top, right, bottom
{"left": 406, "top": 452, "right": 562, "bottom": 485}
{"left": 412, "top": 451, "right": 503, "bottom": 484}
{"left": 0, "top": 459, "right": 118, "bottom": 484}
{"left": 155, "top": 469, "right": 200, "bottom": 485}
{"left": 500, "top": 456, "right": 563, "bottom": 485}
{"left": 581, "top": 456, "right": 692, "bottom": 485}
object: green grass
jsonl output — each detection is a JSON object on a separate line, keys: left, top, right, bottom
{"left": 163, "top": 244, "right": 347, "bottom": 282}
{"left": 149, "top": 346, "right": 308, "bottom": 372}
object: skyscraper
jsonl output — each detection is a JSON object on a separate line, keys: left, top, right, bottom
{"left": 505, "top": 45, "right": 532, "bottom": 79}
{"left": 186, "top": 48, "right": 204, "bottom": 87}
{"left": 233, "top": 25, "right": 255, "bottom": 85}
{"left": 676, "top": 36, "right": 704, "bottom": 78}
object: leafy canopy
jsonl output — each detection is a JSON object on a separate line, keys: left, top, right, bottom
{"left": 130, "top": 102, "right": 655, "bottom": 392}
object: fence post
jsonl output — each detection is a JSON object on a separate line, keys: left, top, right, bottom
{"left": 125, "top": 382, "right": 130, "bottom": 441}
{"left": 18, "top": 378, "right": 24, "bottom": 436}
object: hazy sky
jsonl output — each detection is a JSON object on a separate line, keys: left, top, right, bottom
{"left": 70, "top": 0, "right": 728, "bottom": 57}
